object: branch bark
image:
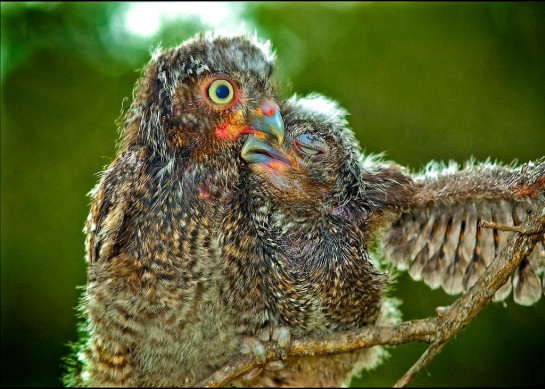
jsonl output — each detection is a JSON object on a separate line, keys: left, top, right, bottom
{"left": 199, "top": 202, "right": 545, "bottom": 388}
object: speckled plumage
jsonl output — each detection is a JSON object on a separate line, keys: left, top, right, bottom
{"left": 260, "top": 96, "right": 545, "bottom": 309}
{"left": 234, "top": 95, "right": 404, "bottom": 386}
{"left": 265, "top": 98, "right": 545, "bottom": 307}
{"left": 64, "top": 31, "right": 545, "bottom": 388}
{"left": 64, "top": 32, "right": 286, "bottom": 387}
{"left": 236, "top": 93, "right": 544, "bottom": 385}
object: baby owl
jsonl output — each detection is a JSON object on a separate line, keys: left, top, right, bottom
{"left": 235, "top": 93, "right": 544, "bottom": 386}
{"left": 65, "top": 32, "right": 545, "bottom": 387}
{"left": 66, "top": 32, "right": 285, "bottom": 387}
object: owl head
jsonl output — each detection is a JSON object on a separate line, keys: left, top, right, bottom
{"left": 241, "top": 94, "right": 367, "bottom": 214}
{"left": 120, "top": 32, "right": 285, "bottom": 161}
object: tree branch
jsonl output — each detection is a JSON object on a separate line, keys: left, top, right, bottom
{"left": 200, "top": 201, "right": 545, "bottom": 388}
{"left": 479, "top": 219, "right": 541, "bottom": 234}
{"left": 394, "top": 340, "right": 447, "bottom": 388}
{"left": 395, "top": 203, "right": 544, "bottom": 387}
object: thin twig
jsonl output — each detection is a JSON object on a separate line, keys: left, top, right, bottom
{"left": 394, "top": 341, "right": 447, "bottom": 388}
{"left": 197, "top": 319, "right": 438, "bottom": 387}
{"left": 395, "top": 203, "right": 545, "bottom": 387}
{"left": 479, "top": 219, "right": 540, "bottom": 234}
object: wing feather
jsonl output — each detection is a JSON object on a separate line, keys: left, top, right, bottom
{"left": 380, "top": 159, "right": 545, "bottom": 305}
{"left": 85, "top": 150, "right": 143, "bottom": 264}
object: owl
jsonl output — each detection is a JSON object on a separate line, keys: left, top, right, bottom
{"left": 236, "top": 93, "right": 544, "bottom": 386}
{"left": 65, "top": 32, "right": 286, "bottom": 387}
{"left": 219, "top": 94, "right": 403, "bottom": 387}
{"left": 65, "top": 31, "right": 544, "bottom": 388}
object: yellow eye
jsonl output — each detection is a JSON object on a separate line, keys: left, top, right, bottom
{"left": 208, "top": 79, "right": 235, "bottom": 105}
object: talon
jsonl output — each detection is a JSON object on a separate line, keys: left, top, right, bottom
{"left": 258, "top": 327, "right": 271, "bottom": 342}
{"left": 241, "top": 337, "right": 267, "bottom": 364}
{"left": 273, "top": 326, "right": 291, "bottom": 350}
{"left": 242, "top": 366, "right": 263, "bottom": 382}
{"left": 240, "top": 342, "right": 251, "bottom": 355}
{"left": 265, "top": 360, "right": 286, "bottom": 371}
{"left": 252, "top": 342, "right": 267, "bottom": 364}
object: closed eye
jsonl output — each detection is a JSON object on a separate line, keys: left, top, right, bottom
{"left": 294, "top": 134, "right": 329, "bottom": 157}
{"left": 297, "top": 143, "right": 323, "bottom": 156}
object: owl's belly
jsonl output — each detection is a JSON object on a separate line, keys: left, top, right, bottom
{"left": 84, "top": 250, "right": 242, "bottom": 387}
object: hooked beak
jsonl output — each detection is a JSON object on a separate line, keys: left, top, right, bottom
{"left": 241, "top": 135, "right": 292, "bottom": 168}
{"left": 248, "top": 100, "right": 285, "bottom": 146}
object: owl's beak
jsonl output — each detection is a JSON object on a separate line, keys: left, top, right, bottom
{"left": 241, "top": 135, "right": 292, "bottom": 169}
{"left": 248, "top": 100, "right": 285, "bottom": 146}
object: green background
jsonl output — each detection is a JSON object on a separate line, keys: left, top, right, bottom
{"left": 1, "top": 2, "right": 544, "bottom": 387}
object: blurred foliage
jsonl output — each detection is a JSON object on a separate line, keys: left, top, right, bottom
{"left": 1, "top": 2, "right": 544, "bottom": 387}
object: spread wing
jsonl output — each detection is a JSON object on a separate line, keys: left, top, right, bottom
{"left": 381, "top": 159, "right": 545, "bottom": 305}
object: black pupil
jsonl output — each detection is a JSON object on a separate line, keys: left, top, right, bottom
{"left": 215, "top": 84, "right": 230, "bottom": 99}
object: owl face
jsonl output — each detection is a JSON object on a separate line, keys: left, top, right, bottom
{"left": 242, "top": 94, "right": 362, "bottom": 208}
{"left": 123, "top": 32, "right": 284, "bottom": 158}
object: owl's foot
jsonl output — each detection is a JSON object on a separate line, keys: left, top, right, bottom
{"left": 242, "top": 366, "right": 263, "bottom": 382}
{"left": 239, "top": 360, "right": 286, "bottom": 386}
{"left": 258, "top": 325, "right": 291, "bottom": 363}
{"left": 240, "top": 336, "right": 267, "bottom": 364}
{"left": 239, "top": 325, "right": 291, "bottom": 382}
{"left": 271, "top": 326, "right": 291, "bottom": 353}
